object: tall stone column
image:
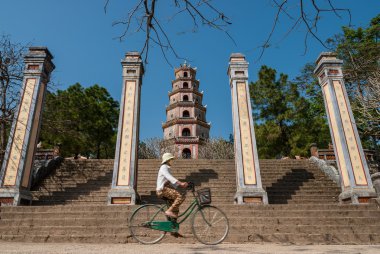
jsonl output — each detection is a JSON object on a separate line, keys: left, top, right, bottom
{"left": 227, "top": 53, "right": 268, "bottom": 204}
{"left": 108, "top": 52, "right": 144, "bottom": 205}
{"left": 0, "top": 47, "right": 55, "bottom": 206}
{"left": 314, "top": 52, "right": 376, "bottom": 204}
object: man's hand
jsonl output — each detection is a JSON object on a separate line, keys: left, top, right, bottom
{"left": 178, "top": 181, "right": 188, "bottom": 188}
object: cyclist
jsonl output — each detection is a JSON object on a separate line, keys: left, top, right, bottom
{"left": 156, "top": 153, "right": 188, "bottom": 219}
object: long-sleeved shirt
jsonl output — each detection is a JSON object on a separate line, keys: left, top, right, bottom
{"left": 156, "top": 164, "right": 178, "bottom": 191}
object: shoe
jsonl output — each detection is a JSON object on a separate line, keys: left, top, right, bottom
{"left": 165, "top": 211, "right": 178, "bottom": 218}
{"left": 170, "top": 232, "right": 184, "bottom": 238}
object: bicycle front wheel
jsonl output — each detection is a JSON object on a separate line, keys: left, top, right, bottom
{"left": 191, "top": 205, "right": 229, "bottom": 245}
{"left": 129, "top": 204, "right": 167, "bottom": 244}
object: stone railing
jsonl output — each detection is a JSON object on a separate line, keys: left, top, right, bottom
{"left": 34, "top": 147, "right": 59, "bottom": 160}
{"left": 309, "top": 156, "right": 340, "bottom": 184}
{"left": 317, "top": 148, "right": 377, "bottom": 163}
{"left": 31, "top": 146, "right": 62, "bottom": 189}
{"left": 310, "top": 144, "right": 379, "bottom": 172}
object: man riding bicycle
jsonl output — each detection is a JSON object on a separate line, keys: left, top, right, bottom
{"left": 156, "top": 153, "right": 188, "bottom": 219}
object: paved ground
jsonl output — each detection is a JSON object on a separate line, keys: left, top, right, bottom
{"left": 0, "top": 242, "right": 379, "bottom": 254}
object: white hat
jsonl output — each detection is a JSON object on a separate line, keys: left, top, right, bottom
{"left": 161, "top": 153, "right": 175, "bottom": 164}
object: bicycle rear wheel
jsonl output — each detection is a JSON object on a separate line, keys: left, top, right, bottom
{"left": 129, "top": 204, "right": 167, "bottom": 244}
{"left": 191, "top": 205, "right": 229, "bottom": 245}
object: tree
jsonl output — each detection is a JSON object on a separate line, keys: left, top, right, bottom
{"left": 292, "top": 63, "right": 331, "bottom": 153}
{"left": 105, "top": 1, "right": 352, "bottom": 64}
{"left": 39, "top": 83, "right": 119, "bottom": 159}
{"left": 198, "top": 137, "right": 234, "bottom": 159}
{"left": 329, "top": 14, "right": 380, "bottom": 147}
{"left": 0, "top": 35, "right": 26, "bottom": 161}
{"left": 250, "top": 65, "right": 330, "bottom": 158}
{"left": 250, "top": 66, "right": 295, "bottom": 158}
{"left": 138, "top": 137, "right": 163, "bottom": 159}
{"left": 84, "top": 85, "right": 120, "bottom": 158}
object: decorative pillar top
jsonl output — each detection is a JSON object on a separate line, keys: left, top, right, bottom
{"left": 121, "top": 51, "right": 144, "bottom": 79}
{"left": 314, "top": 52, "right": 344, "bottom": 85}
{"left": 227, "top": 53, "right": 249, "bottom": 86}
{"left": 24, "top": 47, "right": 55, "bottom": 82}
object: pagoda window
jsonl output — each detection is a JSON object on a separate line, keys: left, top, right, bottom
{"left": 182, "top": 148, "right": 191, "bottom": 159}
{"left": 183, "top": 95, "right": 189, "bottom": 101}
{"left": 183, "top": 82, "right": 189, "bottom": 89}
{"left": 182, "top": 128, "right": 191, "bottom": 136}
{"left": 183, "top": 110, "right": 190, "bottom": 118}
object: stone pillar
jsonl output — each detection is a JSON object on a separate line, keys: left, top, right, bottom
{"left": 314, "top": 52, "right": 376, "bottom": 204}
{"left": 0, "top": 47, "right": 54, "bottom": 206}
{"left": 227, "top": 53, "right": 268, "bottom": 204}
{"left": 108, "top": 52, "right": 144, "bottom": 205}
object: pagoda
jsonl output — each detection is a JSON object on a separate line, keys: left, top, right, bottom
{"left": 162, "top": 63, "right": 210, "bottom": 159}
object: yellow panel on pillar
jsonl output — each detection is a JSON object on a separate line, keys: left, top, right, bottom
{"left": 0, "top": 47, "right": 55, "bottom": 206}
{"left": 108, "top": 52, "right": 144, "bottom": 205}
{"left": 228, "top": 53, "right": 267, "bottom": 205}
{"left": 314, "top": 52, "right": 376, "bottom": 204}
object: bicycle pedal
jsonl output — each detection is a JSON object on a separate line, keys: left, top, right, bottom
{"left": 166, "top": 216, "right": 177, "bottom": 223}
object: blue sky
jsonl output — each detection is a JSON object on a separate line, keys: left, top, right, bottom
{"left": 0, "top": 1, "right": 378, "bottom": 140}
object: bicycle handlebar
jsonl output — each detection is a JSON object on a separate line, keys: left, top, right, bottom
{"left": 187, "top": 181, "right": 195, "bottom": 192}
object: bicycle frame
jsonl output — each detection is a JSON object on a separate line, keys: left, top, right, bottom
{"left": 146, "top": 192, "right": 201, "bottom": 232}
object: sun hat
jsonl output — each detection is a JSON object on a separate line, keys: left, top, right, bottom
{"left": 161, "top": 153, "right": 175, "bottom": 164}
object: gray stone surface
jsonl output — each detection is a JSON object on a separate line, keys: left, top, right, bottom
{"left": 0, "top": 242, "right": 379, "bottom": 254}
{"left": 309, "top": 156, "right": 340, "bottom": 184}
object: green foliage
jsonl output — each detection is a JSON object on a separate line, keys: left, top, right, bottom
{"left": 250, "top": 65, "right": 330, "bottom": 159}
{"left": 39, "top": 83, "right": 119, "bottom": 158}
{"left": 327, "top": 14, "right": 380, "bottom": 148}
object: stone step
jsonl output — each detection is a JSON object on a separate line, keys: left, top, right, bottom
{"left": 1, "top": 216, "right": 379, "bottom": 228}
{"left": 31, "top": 188, "right": 340, "bottom": 197}
{"left": 2, "top": 204, "right": 377, "bottom": 212}
{"left": 1, "top": 232, "right": 379, "bottom": 244}
{"left": 2, "top": 209, "right": 379, "bottom": 220}
{"left": 35, "top": 177, "right": 337, "bottom": 187}
{"left": 1, "top": 224, "right": 380, "bottom": 237}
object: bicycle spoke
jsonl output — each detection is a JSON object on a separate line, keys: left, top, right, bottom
{"left": 192, "top": 205, "right": 229, "bottom": 245}
{"left": 129, "top": 205, "right": 167, "bottom": 244}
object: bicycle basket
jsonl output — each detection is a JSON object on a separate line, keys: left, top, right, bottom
{"left": 197, "top": 188, "right": 211, "bottom": 205}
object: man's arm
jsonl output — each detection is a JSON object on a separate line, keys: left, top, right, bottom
{"left": 162, "top": 166, "right": 188, "bottom": 188}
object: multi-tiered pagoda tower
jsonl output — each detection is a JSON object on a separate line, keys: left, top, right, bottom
{"left": 162, "top": 63, "right": 210, "bottom": 159}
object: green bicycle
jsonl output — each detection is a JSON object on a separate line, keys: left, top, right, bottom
{"left": 129, "top": 182, "right": 229, "bottom": 245}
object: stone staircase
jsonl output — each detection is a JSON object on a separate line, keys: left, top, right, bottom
{"left": 0, "top": 159, "right": 379, "bottom": 244}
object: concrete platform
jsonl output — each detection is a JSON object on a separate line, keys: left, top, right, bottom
{"left": 0, "top": 242, "right": 379, "bottom": 254}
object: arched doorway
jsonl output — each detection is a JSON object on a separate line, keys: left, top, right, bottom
{"left": 182, "top": 148, "right": 191, "bottom": 159}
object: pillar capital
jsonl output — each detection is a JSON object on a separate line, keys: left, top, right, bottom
{"left": 121, "top": 51, "right": 144, "bottom": 79}
{"left": 227, "top": 53, "right": 249, "bottom": 86}
{"left": 314, "top": 52, "right": 344, "bottom": 85}
{"left": 23, "top": 47, "right": 55, "bottom": 83}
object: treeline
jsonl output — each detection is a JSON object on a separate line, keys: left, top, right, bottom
{"left": 39, "top": 83, "right": 119, "bottom": 158}
{"left": 251, "top": 14, "right": 379, "bottom": 158}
